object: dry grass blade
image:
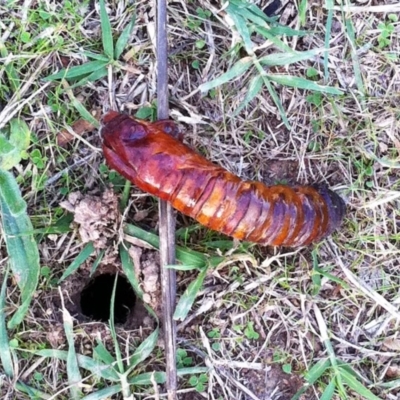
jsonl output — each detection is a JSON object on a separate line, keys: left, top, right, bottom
{"left": 156, "top": 0, "right": 177, "bottom": 398}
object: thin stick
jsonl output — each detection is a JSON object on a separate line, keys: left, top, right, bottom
{"left": 156, "top": 0, "right": 177, "bottom": 399}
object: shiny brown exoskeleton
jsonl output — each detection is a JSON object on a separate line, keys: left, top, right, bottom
{"left": 101, "top": 111, "right": 345, "bottom": 246}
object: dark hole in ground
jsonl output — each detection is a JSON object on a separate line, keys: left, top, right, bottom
{"left": 80, "top": 274, "right": 136, "bottom": 323}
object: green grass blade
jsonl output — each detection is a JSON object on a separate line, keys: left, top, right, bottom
{"left": 63, "top": 81, "right": 100, "bottom": 128}
{"left": 0, "top": 268, "right": 13, "bottom": 377}
{"left": 260, "top": 74, "right": 290, "bottom": 129}
{"left": 233, "top": 75, "right": 263, "bottom": 116}
{"left": 324, "top": 0, "right": 334, "bottom": 80}
{"left": 259, "top": 49, "right": 323, "bottom": 66}
{"left": 93, "top": 340, "right": 116, "bottom": 365}
{"left": 227, "top": 2, "right": 269, "bottom": 28}
{"left": 268, "top": 26, "right": 308, "bottom": 37}
{"left": 58, "top": 242, "right": 95, "bottom": 283}
{"left": 119, "top": 244, "right": 159, "bottom": 320}
{"left": 44, "top": 60, "right": 108, "bottom": 81}
{"left": 299, "top": 0, "right": 308, "bottom": 27}
{"left": 14, "top": 381, "right": 50, "bottom": 399}
{"left": 81, "top": 385, "right": 121, "bottom": 400}
{"left": 226, "top": 4, "right": 253, "bottom": 53}
{"left": 81, "top": 51, "right": 109, "bottom": 61}
{"left": 33, "top": 349, "right": 119, "bottom": 381}
{"left": 63, "top": 307, "right": 82, "bottom": 399}
{"left": 266, "top": 74, "right": 343, "bottom": 94}
{"left": 305, "top": 358, "right": 331, "bottom": 384}
{"left": 128, "top": 371, "right": 166, "bottom": 385}
{"left": 127, "top": 328, "right": 159, "bottom": 371}
{"left": 320, "top": 380, "right": 335, "bottom": 400}
{"left": 174, "top": 267, "right": 208, "bottom": 321}
{"left": 0, "top": 170, "right": 40, "bottom": 329}
{"left": 99, "top": 0, "right": 114, "bottom": 59}
{"left": 344, "top": 17, "right": 365, "bottom": 96}
{"left": 109, "top": 275, "right": 124, "bottom": 374}
{"left": 90, "top": 249, "right": 105, "bottom": 276}
{"left": 199, "top": 57, "right": 253, "bottom": 93}
{"left": 340, "top": 368, "right": 381, "bottom": 400}
{"left": 124, "top": 223, "right": 215, "bottom": 269}
{"left": 70, "top": 66, "right": 108, "bottom": 89}
{"left": 115, "top": 15, "right": 136, "bottom": 59}
{"left": 0, "top": 40, "right": 20, "bottom": 92}
{"left": 254, "top": 26, "right": 295, "bottom": 52}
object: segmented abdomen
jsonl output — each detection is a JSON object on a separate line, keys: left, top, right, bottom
{"left": 101, "top": 112, "right": 345, "bottom": 246}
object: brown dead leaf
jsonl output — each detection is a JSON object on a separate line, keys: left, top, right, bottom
{"left": 382, "top": 337, "right": 400, "bottom": 351}
{"left": 386, "top": 365, "right": 400, "bottom": 379}
{"left": 57, "top": 109, "right": 101, "bottom": 147}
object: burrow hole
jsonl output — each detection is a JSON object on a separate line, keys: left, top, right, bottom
{"left": 80, "top": 274, "right": 136, "bottom": 324}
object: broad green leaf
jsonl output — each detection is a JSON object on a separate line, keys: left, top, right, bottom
{"left": 320, "top": 380, "right": 336, "bottom": 400}
{"left": 0, "top": 169, "right": 26, "bottom": 215}
{"left": 128, "top": 328, "right": 159, "bottom": 371}
{"left": 259, "top": 49, "right": 323, "bottom": 66}
{"left": 199, "top": 57, "right": 253, "bottom": 93}
{"left": 63, "top": 308, "right": 82, "bottom": 399}
{"left": 266, "top": 74, "right": 343, "bottom": 94}
{"left": 0, "top": 268, "right": 13, "bottom": 377}
{"left": 0, "top": 134, "right": 15, "bottom": 155}
{"left": 44, "top": 60, "right": 108, "bottom": 81}
{"left": 9, "top": 119, "right": 30, "bottom": 151}
{"left": 341, "top": 368, "right": 381, "bottom": 400}
{"left": 0, "top": 135, "right": 19, "bottom": 170}
{"left": 58, "top": 242, "right": 95, "bottom": 284}
{"left": 33, "top": 349, "right": 119, "bottom": 381}
{"left": 0, "top": 170, "right": 40, "bottom": 328}
{"left": 99, "top": 0, "right": 114, "bottom": 59}
{"left": 233, "top": 75, "right": 263, "bottom": 116}
{"left": 174, "top": 267, "right": 208, "bottom": 321}
{"left": 115, "top": 15, "right": 136, "bottom": 59}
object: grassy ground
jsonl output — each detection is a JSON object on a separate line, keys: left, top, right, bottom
{"left": 1, "top": 0, "right": 400, "bottom": 399}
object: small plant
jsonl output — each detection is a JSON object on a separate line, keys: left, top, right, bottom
{"left": 377, "top": 14, "right": 397, "bottom": 48}
{"left": 244, "top": 321, "right": 259, "bottom": 340}
{"left": 189, "top": 373, "right": 208, "bottom": 392}
{"left": 199, "top": 0, "right": 342, "bottom": 128}
{"left": 44, "top": 0, "right": 135, "bottom": 89}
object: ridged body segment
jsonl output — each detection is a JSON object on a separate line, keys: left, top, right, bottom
{"left": 101, "top": 112, "right": 345, "bottom": 246}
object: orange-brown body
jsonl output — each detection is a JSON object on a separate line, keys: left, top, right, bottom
{"left": 101, "top": 111, "right": 345, "bottom": 246}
